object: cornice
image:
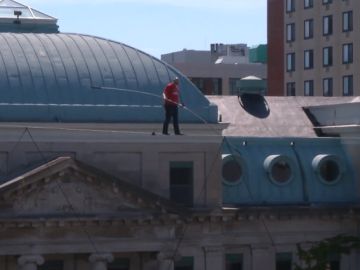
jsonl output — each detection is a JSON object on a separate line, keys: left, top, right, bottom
{"left": 1, "top": 205, "right": 359, "bottom": 228}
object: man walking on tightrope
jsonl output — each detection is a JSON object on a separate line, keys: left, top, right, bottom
{"left": 162, "top": 77, "right": 183, "bottom": 135}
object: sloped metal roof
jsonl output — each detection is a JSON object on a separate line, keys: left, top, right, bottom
{"left": 208, "top": 95, "right": 355, "bottom": 137}
{"left": 0, "top": 33, "right": 217, "bottom": 123}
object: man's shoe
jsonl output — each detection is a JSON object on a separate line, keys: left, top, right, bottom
{"left": 163, "top": 132, "right": 170, "bottom": 135}
{"left": 175, "top": 133, "right": 184, "bottom": 136}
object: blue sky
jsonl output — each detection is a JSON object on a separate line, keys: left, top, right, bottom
{"left": 23, "top": 0, "right": 267, "bottom": 59}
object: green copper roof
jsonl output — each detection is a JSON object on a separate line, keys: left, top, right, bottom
{"left": 222, "top": 137, "right": 357, "bottom": 206}
{"left": 0, "top": 32, "right": 217, "bottom": 123}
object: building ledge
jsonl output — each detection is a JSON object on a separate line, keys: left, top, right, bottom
{"left": 0, "top": 122, "right": 227, "bottom": 143}
{"left": 314, "top": 124, "right": 360, "bottom": 137}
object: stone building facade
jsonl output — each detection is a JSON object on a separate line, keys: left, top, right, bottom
{"left": 0, "top": 1, "right": 359, "bottom": 270}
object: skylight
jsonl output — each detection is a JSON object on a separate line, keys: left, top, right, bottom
{"left": 0, "top": 0, "right": 56, "bottom": 20}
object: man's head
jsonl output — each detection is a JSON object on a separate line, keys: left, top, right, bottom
{"left": 173, "top": 77, "right": 179, "bottom": 85}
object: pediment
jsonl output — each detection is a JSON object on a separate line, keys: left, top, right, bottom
{"left": 0, "top": 157, "right": 182, "bottom": 220}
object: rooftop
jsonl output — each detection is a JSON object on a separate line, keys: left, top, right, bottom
{"left": 0, "top": 0, "right": 58, "bottom": 32}
{"left": 209, "top": 95, "right": 356, "bottom": 137}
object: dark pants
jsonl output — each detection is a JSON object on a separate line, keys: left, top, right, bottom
{"left": 162, "top": 104, "right": 181, "bottom": 134}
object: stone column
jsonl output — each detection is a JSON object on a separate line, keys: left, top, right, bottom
{"left": 204, "top": 246, "right": 223, "bottom": 270}
{"left": 89, "top": 253, "right": 114, "bottom": 270}
{"left": 17, "top": 255, "right": 44, "bottom": 270}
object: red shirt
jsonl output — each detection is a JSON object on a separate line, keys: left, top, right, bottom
{"left": 163, "top": 82, "right": 179, "bottom": 106}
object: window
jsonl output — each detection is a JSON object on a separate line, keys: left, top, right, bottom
{"left": 39, "top": 261, "right": 63, "bottom": 270}
{"left": 175, "top": 257, "right": 194, "bottom": 270}
{"left": 226, "top": 254, "right": 243, "bottom": 270}
{"left": 342, "top": 43, "right": 353, "bottom": 64}
{"left": 304, "top": 80, "right": 314, "bottom": 96}
{"left": 343, "top": 75, "right": 353, "bottom": 96}
{"left": 320, "top": 160, "right": 340, "bottom": 183}
{"left": 304, "top": 50, "right": 313, "bottom": 69}
{"left": 170, "top": 161, "right": 193, "bottom": 206}
{"left": 304, "top": 0, "right": 313, "bottom": 8}
{"left": 286, "top": 82, "right": 296, "bottom": 96}
{"left": 323, "top": 15, "right": 333, "bottom": 35}
{"left": 264, "top": 155, "right": 294, "bottom": 185}
{"left": 190, "top": 78, "right": 222, "bottom": 95}
{"left": 222, "top": 155, "right": 244, "bottom": 185}
{"left": 323, "top": 78, "right": 333, "bottom": 96}
{"left": 286, "top": 23, "right": 295, "bottom": 42}
{"left": 313, "top": 155, "right": 344, "bottom": 185}
{"left": 276, "top": 253, "right": 292, "bottom": 270}
{"left": 272, "top": 160, "right": 292, "bottom": 183}
{"left": 322, "top": 0, "right": 332, "bottom": 4}
{"left": 343, "top": 11, "right": 353, "bottom": 32}
{"left": 304, "top": 19, "right": 313, "bottom": 39}
{"left": 229, "top": 78, "right": 242, "bottom": 96}
{"left": 108, "top": 258, "right": 130, "bottom": 270}
{"left": 286, "top": 53, "right": 295, "bottom": 72}
{"left": 286, "top": 0, "right": 295, "bottom": 12}
{"left": 323, "top": 47, "right": 332, "bottom": 67}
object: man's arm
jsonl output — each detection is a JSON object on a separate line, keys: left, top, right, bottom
{"left": 163, "top": 85, "right": 170, "bottom": 104}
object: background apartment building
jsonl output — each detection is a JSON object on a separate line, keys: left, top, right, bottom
{"left": 268, "top": 0, "right": 360, "bottom": 96}
{"left": 161, "top": 44, "right": 267, "bottom": 96}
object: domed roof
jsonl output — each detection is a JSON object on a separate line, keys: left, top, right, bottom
{"left": 0, "top": 32, "right": 217, "bottom": 123}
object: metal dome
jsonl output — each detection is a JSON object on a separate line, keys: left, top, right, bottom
{"left": 0, "top": 32, "right": 217, "bottom": 123}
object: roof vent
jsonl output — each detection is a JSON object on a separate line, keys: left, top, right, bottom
{"left": 238, "top": 76, "right": 267, "bottom": 96}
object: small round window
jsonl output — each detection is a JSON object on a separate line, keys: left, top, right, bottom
{"left": 271, "top": 160, "right": 292, "bottom": 183}
{"left": 264, "top": 155, "right": 294, "bottom": 185}
{"left": 222, "top": 154, "right": 245, "bottom": 185}
{"left": 312, "top": 155, "right": 344, "bottom": 184}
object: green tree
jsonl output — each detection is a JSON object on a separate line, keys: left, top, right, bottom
{"left": 294, "top": 235, "right": 360, "bottom": 270}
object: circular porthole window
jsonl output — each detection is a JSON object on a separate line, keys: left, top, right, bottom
{"left": 222, "top": 154, "right": 245, "bottom": 185}
{"left": 312, "top": 155, "right": 344, "bottom": 184}
{"left": 264, "top": 155, "right": 294, "bottom": 185}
